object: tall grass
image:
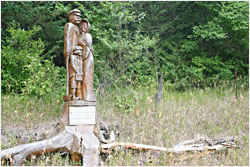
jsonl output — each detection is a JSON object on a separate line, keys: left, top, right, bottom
{"left": 98, "top": 84, "right": 249, "bottom": 166}
{"left": 1, "top": 83, "right": 249, "bottom": 166}
{"left": 1, "top": 93, "right": 63, "bottom": 128}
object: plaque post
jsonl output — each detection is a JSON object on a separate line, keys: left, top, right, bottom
{"left": 62, "top": 101, "right": 99, "bottom": 166}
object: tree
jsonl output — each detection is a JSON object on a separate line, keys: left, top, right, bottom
{"left": 1, "top": 1, "right": 248, "bottom": 91}
{"left": 1, "top": 1, "right": 70, "bottom": 66}
{"left": 135, "top": 1, "right": 249, "bottom": 88}
{"left": 1, "top": 23, "right": 63, "bottom": 96}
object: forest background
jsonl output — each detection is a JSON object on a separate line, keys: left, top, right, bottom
{"left": 1, "top": 1, "right": 249, "bottom": 97}
{"left": 1, "top": 1, "right": 249, "bottom": 166}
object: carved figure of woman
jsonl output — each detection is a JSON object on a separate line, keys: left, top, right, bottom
{"left": 79, "top": 19, "right": 96, "bottom": 101}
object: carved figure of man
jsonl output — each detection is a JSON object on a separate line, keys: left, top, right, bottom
{"left": 79, "top": 19, "right": 96, "bottom": 101}
{"left": 64, "top": 9, "right": 81, "bottom": 100}
{"left": 70, "top": 46, "right": 83, "bottom": 100}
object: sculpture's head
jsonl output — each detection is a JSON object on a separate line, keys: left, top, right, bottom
{"left": 80, "top": 19, "right": 91, "bottom": 33}
{"left": 68, "top": 9, "right": 81, "bottom": 25}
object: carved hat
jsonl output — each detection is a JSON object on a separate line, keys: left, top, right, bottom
{"left": 80, "top": 19, "right": 91, "bottom": 32}
{"left": 67, "top": 9, "right": 81, "bottom": 19}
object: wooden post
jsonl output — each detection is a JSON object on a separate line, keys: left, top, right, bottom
{"left": 62, "top": 101, "right": 100, "bottom": 166}
{"left": 235, "top": 68, "right": 237, "bottom": 100}
{"left": 155, "top": 72, "right": 163, "bottom": 104}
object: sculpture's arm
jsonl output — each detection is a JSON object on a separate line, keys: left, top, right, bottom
{"left": 70, "top": 55, "right": 79, "bottom": 74}
{"left": 78, "top": 39, "right": 87, "bottom": 48}
{"left": 87, "top": 33, "right": 94, "bottom": 54}
{"left": 78, "top": 36, "right": 93, "bottom": 60}
{"left": 64, "top": 24, "right": 79, "bottom": 62}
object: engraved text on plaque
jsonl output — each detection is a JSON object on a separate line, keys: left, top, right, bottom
{"left": 69, "top": 106, "right": 96, "bottom": 125}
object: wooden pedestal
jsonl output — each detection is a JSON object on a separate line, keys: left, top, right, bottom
{"left": 62, "top": 101, "right": 99, "bottom": 166}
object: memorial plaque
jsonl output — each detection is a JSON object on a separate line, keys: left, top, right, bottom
{"left": 69, "top": 106, "right": 96, "bottom": 125}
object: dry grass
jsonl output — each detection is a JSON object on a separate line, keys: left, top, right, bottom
{"left": 1, "top": 94, "right": 63, "bottom": 127}
{"left": 1, "top": 84, "right": 249, "bottom": 166}
{"left": 99, "top": 85, "right": 249, "bottom": 166}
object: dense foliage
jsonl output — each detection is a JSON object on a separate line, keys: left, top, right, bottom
{"left": 1, "top": 1, "right": 249, "bottom": 96}
{"left": 1, "top": 23, "right": 65, "bottom": 97}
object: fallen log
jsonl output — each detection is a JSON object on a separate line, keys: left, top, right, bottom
{"left": 101, "top": 136, "right": 239, "bottom": 154}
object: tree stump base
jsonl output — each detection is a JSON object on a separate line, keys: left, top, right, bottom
{"left": 71, "top": 125, "right": 100, "bottom": 166}
{"left": 62, "top": 101, "right": 100, "bottom": 166}
{"left": 1, "top": 125, "right": 100, "bottom": 166}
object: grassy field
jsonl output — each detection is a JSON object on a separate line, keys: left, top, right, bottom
{"left": 1, "top": 84, "right": 249, "bottom": 166}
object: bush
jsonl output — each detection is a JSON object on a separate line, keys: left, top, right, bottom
{"left": 1, "top": 23, "right": 65, "bottom": 97}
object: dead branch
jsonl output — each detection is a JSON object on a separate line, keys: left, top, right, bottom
{"left": 101, "top": 136, "right": 239, "bottom": 154}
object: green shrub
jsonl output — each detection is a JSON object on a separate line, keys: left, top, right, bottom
{"left": 1, "top": 23, "right": 65, "bottom": 97}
